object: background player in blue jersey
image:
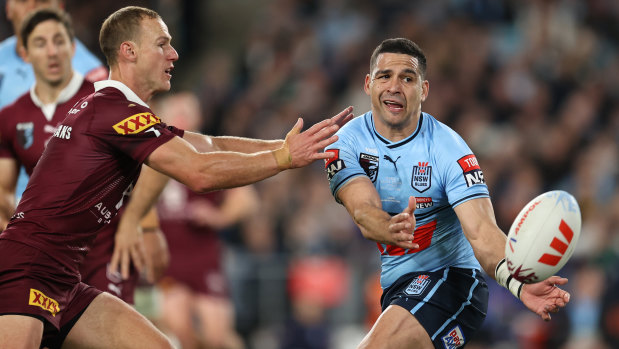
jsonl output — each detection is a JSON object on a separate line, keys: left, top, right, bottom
{"left": 0, "top": 0, "right": 107, "bottom": 202}
{"left": 325, "top": 38, "right": 571, "bottom": 349}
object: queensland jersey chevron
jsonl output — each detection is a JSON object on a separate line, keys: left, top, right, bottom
{"left": 325, "top": 111, "right": 489, "bottom": 288}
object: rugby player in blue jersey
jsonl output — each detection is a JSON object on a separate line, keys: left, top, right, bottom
{"left": 325, "top": 38, "right": 571, "bottom": 349}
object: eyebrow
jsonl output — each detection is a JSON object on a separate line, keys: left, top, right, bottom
{"left": 374, "top": 68, "right": 418, "bottom": 76}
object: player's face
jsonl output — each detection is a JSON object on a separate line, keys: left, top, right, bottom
{"left": 365, "top": 52, "right": 429, "bottom": 137}
{"left": 24, "top": 19, "right": 74, "bottom": 87}
{"left": 6, "top": 0, "right": 59, "bottom": 35}
{"left": 134, "top": 17, "right": 178, "bottom": 100}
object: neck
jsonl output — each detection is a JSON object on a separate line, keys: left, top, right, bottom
{"left": 110, "top": 65, "right": 152, "bottom": 103}
{"left": 34, "top": 72, "right": 73, "bottom": 104}
{"left": 373, "top": 110, "right": 421, "bottom": 143}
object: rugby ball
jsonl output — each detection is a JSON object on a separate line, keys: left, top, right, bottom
{"left": 505, "top": 190, "right": 581, "bottom": 284}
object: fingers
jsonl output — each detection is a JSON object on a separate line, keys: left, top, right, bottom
{"left": 403, "top": 196, "right": 417, "bottom": 215}
{"left": 330, "top": 106, "right": 354, "bottom": 127}
{"left": 288, "top": 118, "right": 303, "bottom": 137}
{"left": 546, "top": 275, "right": 568, "bottom": 286}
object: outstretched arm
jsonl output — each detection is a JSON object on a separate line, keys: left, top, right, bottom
{"left": 455, "top": 197, "right": 571, "bottom": 321}
{"left": 337, "top": 176, "right": 419, "bottom": 250}
{"left": 146, "top": 107, "right": 354, "bottom": 192}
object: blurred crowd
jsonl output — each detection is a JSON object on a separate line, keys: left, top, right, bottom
{"left": 2, "top": 0, "right": 618, "bottom": 348}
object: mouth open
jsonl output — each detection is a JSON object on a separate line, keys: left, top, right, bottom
{"left": 165, "top": 67, "right": 174, "bottom": 78}
{"left": 384, "top": 100, "right": 404, "bottom": 112}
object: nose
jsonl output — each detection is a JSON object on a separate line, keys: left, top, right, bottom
{"left": 46, "top": 42, "right": 59, "bottom": 56}
{"left": 168, "top": 45, "right": 179, "bottom": 62}
{"left": 386, "top": 78, "right": 402, "bottom": 94}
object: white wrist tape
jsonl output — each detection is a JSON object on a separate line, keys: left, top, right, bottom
{"left": 495, "top": 258, "right": 523, "bottom": 299}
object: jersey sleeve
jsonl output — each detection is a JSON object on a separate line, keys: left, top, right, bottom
{"left": 434, "top": 129, "right": 489, "bottom": 207}
{"left": 91, "top": 104, "right": 183, "bottom": 163}
{"left": 324, "top": 130, "right": 367, "bottom": 202}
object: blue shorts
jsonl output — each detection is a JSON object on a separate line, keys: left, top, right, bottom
{"left": 381, "top": 267, "right": 488, "bottom": 349}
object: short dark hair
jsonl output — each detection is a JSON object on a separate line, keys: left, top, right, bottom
{"left": 20, "top": 8, "right": 74, "bottom": 49}
{"left": 99, "top": 6, "right": 161, "bottom": 67}
{"left": 370, "top": 38, "right": 427, "bottom": 78}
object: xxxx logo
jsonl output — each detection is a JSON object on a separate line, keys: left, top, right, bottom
{"left": 113, "top": 113, "right": 161, "bottom": 135}
{"left": 28, "top": 288, "right": 60, "bottom": 316}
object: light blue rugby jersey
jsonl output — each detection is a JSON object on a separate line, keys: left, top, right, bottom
{"left": 0, "top": 36, "right": 103, "bottom": 199}
{"left": 326, "top": 111, "right": 489, "bottom": 289}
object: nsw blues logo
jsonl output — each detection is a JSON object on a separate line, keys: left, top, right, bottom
{"left": 411, "top": 161, "right": 432, "bottom": 193}
{"left": 16, "top": 122, "right": 34, "bottom": 149}
{"left": 404, "top": 274, "right": 431, "bottom": 296}
{"left": 359, "top": 153, "right": 379, "bottom": 182}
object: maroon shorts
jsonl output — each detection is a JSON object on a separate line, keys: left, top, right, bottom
{"left": 0, "top": 239, "right": 101, "bottom": 347}
{"left": 79, "top": 221, "right": 139, "bottom": 304}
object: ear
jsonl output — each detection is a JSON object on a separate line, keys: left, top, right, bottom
{"left": 119, "top": 41, "right": 137, "bottom": 62}
{"left": 18, "top": 44, "right": 28, "bottom": 62}
{"left": 420, "top": 80, "right": 429, "bottom": 102}
{"left": 364, "top": 73, "right": 371, "bottom": 96}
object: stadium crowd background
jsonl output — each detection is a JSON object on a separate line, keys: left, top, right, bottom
{"left": 2, "top": 0, "right": 618, "bottom": 348}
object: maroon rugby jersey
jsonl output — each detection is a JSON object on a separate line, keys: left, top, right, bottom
{"left": 0, "top": 80, "right": 183, "bottom": 279}
{"left": 0, "top": 74, "right": 93, "bottom": 175}
{"left": 158, "top": 181, "right": 228, "bottom": 296}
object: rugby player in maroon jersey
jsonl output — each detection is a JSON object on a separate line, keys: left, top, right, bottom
{"left": 0, "top": 6, "right": 353, "bottom": 349}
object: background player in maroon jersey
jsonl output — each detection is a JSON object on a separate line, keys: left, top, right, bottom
{"left": 154, "top": 92, "right": 254, "bottom": 349}
{"left": 0, "top": 8, "right": 169, "bottom": 306}
{"left": 0, "top": 6, "right": 352, "bottom": 348}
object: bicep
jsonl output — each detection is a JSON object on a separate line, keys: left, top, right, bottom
{"left": 145, "top": 136, "right": 201, "bottom": 189}
{"left": 337, "top": 176, "right": 382, "bottom": 217}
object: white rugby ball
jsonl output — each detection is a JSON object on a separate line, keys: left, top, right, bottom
{"left": 505, "top": 190, "right": 581, "bottom": 284}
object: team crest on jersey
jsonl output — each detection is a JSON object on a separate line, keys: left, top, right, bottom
{"left": 442, "top": 325, "right": 466, "bottom": 348}
{"left": 28, "top": 288, "right": 60, "bottom": 316}
{"left": 16, "top": 122, "right": 34, "bottom": 149}
{"left": 457, "top": 154, "right": 485, "bottom": 187}
{"left": 359, "top": 153, "right": 379, "bottom": 182}
{"left": 411, "top": 162, "right": 432, "bottom": 192}
{"left": 112, "top": 112, "right": 161, "bottom": 135}
{"left": 325, "top": 149, "right": 346, "bottom": 181}
{"left": 404, "top": 274, "right": 431, "bottom": 296}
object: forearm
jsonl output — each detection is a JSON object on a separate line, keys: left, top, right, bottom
{"left": 119, "top": 166, "right": 169, "bottom": 228}
{"left": 182, "top": 131, "right": 283, "bottom": 154}
{"left": 212, "top": 136, "right": 283, "bottom": 153}
{"left": 350, "top": 204, "right": 395, "bottom": 244}
{"left": 467, "top": 224, "right": 507, "bottom": 280}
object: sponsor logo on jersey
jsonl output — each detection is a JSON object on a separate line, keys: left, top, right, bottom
{"left": 457, "top": 154, "right": 485, "bottom": 187}
{"left": 415, "top": 197, "right": 433, "bottom": 209}
{"left": 53, "top": 125, "right": 72, "bottom": 140}
{"left": 113, "top": 112, "right": 161, "bottom": 135}
{"left": 28, "top": 288, "right": 60, "bottom": 316}
{"left": 404, "top": 274, "right": 431, "bottom": 296}
{"left": 442, "top": 325, "right": 465, "bottom": 348}
{"left": 360, "top": 153, "right": 379, "bottom": 182}
{"left": 325, "top": 149, "right": 346, "bottom": 181}
{"left": 16, "top": 122, "right": 34, "bottom": 149}
{"left": 411, "top": 162, "right": 432, "bottom": 192}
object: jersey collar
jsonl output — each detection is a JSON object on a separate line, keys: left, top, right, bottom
{"left": 94, "top": 80, "right": 150, "bottom": 108}
{"left": 30, "top": 71, "right": 84, "bottom": 122}
{"left": 369, "top": 112, "right": 425, "bottom": 149}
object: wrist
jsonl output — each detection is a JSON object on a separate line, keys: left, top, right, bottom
{"left": 495, "top": 258, "right": 523, "bottom": 299}
{"left": 271, "top": 147, "right": 292, "bottom": 170}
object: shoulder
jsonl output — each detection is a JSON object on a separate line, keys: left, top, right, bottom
{"left": 0, "top": 36, "right": 16, "bottom": 54}
{"left": 336, "top": 111, "right": 372, "bottom": 141}
{"left": 422, "top": 112, "right": 469, "bottom": 150}
{"left": 0, "top": 92, "right": 33, "bottom": 114}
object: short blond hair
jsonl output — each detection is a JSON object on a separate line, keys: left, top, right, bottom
{"left": 99, "top": 6, "right": 160, "bottom": 67}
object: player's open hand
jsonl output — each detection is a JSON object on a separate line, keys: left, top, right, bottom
{"left": 109, "top": 220, "right": 147, "bottom": 281}
{"left": 274, "top": 106, "right": 354, "bottom": 169}
{"left": 520, "top": 275, "right": 570, "bottom": 321}
{"left": 388, "top": 196, "right": 419, "bottom": 250}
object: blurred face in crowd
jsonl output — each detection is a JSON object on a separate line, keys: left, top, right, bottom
{"left": 6, "top": 0, "right": 60, "bottom": 35}
{"left": 133, "top": 16, "right": 178, "bottom": 100}
{"left": 23, "top": 18, "right": 74, "bottom": 88}
{"left": 365, "top": 52, "right": 429, "bottom": 139}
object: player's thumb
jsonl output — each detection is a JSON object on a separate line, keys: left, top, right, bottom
{"left": 289, "top": 118, "right": 303, "bottom": 137}
{"left": 406, "top": 196, "right": 417, "bottom": 214}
